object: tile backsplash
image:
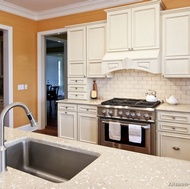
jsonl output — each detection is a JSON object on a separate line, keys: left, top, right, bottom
{"left": 96, "top": 70, "right": 190, "bottom": 105}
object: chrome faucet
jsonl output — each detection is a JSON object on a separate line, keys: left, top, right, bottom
{"left": 0, "top": 102, "right": 37, "bottom": 173}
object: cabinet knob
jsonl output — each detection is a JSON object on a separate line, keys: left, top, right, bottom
{"left": 172, "top": 127, "right": 175, "bottom": 130}
{"left": 173, "top": 147, "right": 180, "bottom": 151}
{"left": 75, "top": 87, "right": 77, "bottom": 90}
{"left": 75, "top": 80, "right": 77, "bottom": 82}
{"left": 172, "top": 116, "right": 175, "bottom": 119}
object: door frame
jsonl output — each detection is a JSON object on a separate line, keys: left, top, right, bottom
{"left": 0, "top": 24, "right": 13, "bottom": 127}
{"left": 37, "top": 28, "right": 67, "bottom": 129}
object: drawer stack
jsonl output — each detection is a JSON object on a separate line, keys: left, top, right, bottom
{"left": 68, "top": 78, "right": 88, "bottom": 100}
{"left": 157, "top": 111, "right": 190, "bottom": 161}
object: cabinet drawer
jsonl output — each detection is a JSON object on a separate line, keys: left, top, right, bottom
{"left": 58, "top": 103, "right": 77, "bottom": 111}
{"left": 157, "top": 111, "right": 190, "bottom": 124}
{"left": 68, "top": 85, "right": 87, "bottom": 92}
{"left": 68, "top": 92, "right": 87, "bottom": 100}
{"left": 157, "top": 132, "right": 190, "bottom": 161}
{"left": 68, "top": 78, "right": 87, "bottom": 85}
{"left": 157, "top": 122, "right": 190, "bottom": 134}
{"left": 78, "top": 105, "right": 97, "bottom": 114}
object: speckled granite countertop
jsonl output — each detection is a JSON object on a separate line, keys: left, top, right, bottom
{"left": 156, "top": 103, "right": 190, "bottom": 113}
{"left": 1, "top": 127, "right": 190, "bottom": 189}
{"left": 57, "top": 99, "right": 103, "bottom": 106}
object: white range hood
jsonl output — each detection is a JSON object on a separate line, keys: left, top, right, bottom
{"left": 102, "top": 49, "right": 161, "bottom": 74}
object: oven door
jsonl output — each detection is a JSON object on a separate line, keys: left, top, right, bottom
{"left": 98, "top": 118, "right": 155, "bottom": 155}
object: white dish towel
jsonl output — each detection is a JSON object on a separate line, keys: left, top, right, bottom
{"left": 109, "top": 122, "right": 121, "bottom": 141}
{"left": 128, "top": 124, "right": 142, "bottom": 143}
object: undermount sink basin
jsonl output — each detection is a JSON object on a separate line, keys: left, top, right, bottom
{"left": 6, "top": 139, "right": 99, "bottom": 183}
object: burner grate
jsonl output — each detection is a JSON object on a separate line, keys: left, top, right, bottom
{"left": 101, "top": 98, "right": 161, "bottom": 108}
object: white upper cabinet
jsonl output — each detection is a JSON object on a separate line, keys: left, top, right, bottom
{"left": 86, "top": 22, "right": 108, "bottom": 78}
{"left": 106, "top": 1, "right": 160, "bottom": 52}
{"left": 131, "top": 4, "right": 160, "bottom": 50}
{"left": 162, "top": 7, "right": 190, "bottom": 78}
{"left": 107, "top": 9, "right": 131, "bottom": 52}
{"left": 67, "top": 26, "right": 86, "bottom": 78}
{"left": 67, "top": 21, "right": 111, "bottom": 79}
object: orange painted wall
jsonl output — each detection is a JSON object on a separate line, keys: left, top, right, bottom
{"left": 0, "top": 8, "right": 107, "bottom": 128}
{"left": 37, "top": 9, "right": 107, "bottom": 32}
{"left": 0, "top": 11, "right": 37, "bottom": 128}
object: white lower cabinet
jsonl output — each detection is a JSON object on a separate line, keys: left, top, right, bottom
{"left": 157, "top": 132, "right": 190, "bottom": 161}
{"left": 58, "top": 103, "right": 98, "bottom": 144}
{"left": 157, "top": 110, "right": 190, "bottom": 161}
{"left": 58, "top": 103, "right": 77, "bottom": 140}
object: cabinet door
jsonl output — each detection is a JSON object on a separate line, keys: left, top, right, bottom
{"left": 163, "top": 12, "right": 190, "bottom": 57}
{"left": 132, "top": 4, "right": 160, "bottom": 50}
{"left": 162, "top": 10, "right": 190, "bottom": 77}
{"left": 107, "top": 9, "right": 131, "bottom": 52}
{"left": 87, "top": 23, "right": 107, "bottom": 77}
{"left": 58, "top": 111, "right": 77, "bottom": 140}
{"left": 67, "top": 26, "right": 86, "bottom": 77}
{"left": 78, "top": 113, "right": 98, "bottom": 144}
{"left": 157, "top": 132, "right": 190, "bottom": 161}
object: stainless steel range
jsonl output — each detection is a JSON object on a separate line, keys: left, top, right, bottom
{"left": 97, "top": 98, "right": 161, "bottom": 155}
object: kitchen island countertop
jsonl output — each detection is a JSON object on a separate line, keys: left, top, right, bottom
{"left": 1, "top": 127, "right": 190, "bottom": 189}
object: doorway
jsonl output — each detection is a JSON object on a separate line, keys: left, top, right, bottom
{"left": 0, "top": 25, "right": 13, "bottom": 127}
{"left": 37, "top": 28, "right": 67, "bottom": 130}
{"left": 45, "top": 35, "right": 66, "bottom": 127}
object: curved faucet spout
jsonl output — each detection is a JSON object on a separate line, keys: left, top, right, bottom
{"left": 0, "top": 102, "right": 37, "bottom": 173}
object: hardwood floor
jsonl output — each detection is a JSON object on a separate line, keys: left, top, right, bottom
{"left": 34, "top": 101, "right": 58, "bottom": 137}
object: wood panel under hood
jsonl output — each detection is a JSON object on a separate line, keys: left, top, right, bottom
{"left": 102, "top": 0, "right": 161, "bottom": 74}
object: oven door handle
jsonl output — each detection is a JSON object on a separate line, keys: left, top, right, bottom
{"left": 102, "top": 121, "right": 150, "bottom": 129}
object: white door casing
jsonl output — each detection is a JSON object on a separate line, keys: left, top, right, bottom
{"left": 37, "top": 28, "right": 67, "bottom": 129}
{"left": 0, "top": 24, "right": 13, "bottom": 127}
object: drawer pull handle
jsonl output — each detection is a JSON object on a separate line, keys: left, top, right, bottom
{"left": 173, "top": 147, "right": 180, "bottom": 151}
{"left": 75, "top": 87, "right": 77, "bottom": 90}
{"left": 86, "top": 109, "right": 89, "bottom": 111}
{"left": 75, "top": 80, "right": 77, "bottom": 82}
{"left": 65, "top": 112, "right": 67, "bottom": 114}
{"left": 172, "top": 116, "right": 175, "bottom": 119}
{"left": 172, "top": 127, "right": 175, "bottom": 130}
{"left": 66, "top": 107, "right": 68, "bottom": 109}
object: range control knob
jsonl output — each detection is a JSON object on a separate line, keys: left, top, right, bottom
{"left": 125, "top": 111, "right": 131, "bottom": 117}
{"left": 102, "top": 109, "right": 107, "bottom": 115}
{"left": 108, "top": 110, "right": 113, "bottom": 116}
{"left": 136, "top": 112, "right": 141, "bottom": 118}
{"left": 131, "top": 112, "right": 136, "bottom": 118}
{"left": 118, "top": 111, "right": 123, "bottom": 117}
{"left": 144, "top": 113, "right": 150, "bottom": 120}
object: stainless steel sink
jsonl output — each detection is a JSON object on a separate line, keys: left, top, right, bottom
{"left": 6, "top": 139, "right": 99, "bottom": 183}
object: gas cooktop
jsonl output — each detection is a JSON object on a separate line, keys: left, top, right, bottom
{"left": 101, "top": 98, "right": 161, "bottom": 108}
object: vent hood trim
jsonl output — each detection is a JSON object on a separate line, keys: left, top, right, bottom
{"left": 102, "top": 49, "right": 161, "bottom": 74}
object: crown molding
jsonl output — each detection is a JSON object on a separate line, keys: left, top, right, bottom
{"left": 0, "top": 1, "right": 38, "bottom": 20}
{"left": 0, "top": 0, "right": 141, "bottom": 21}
